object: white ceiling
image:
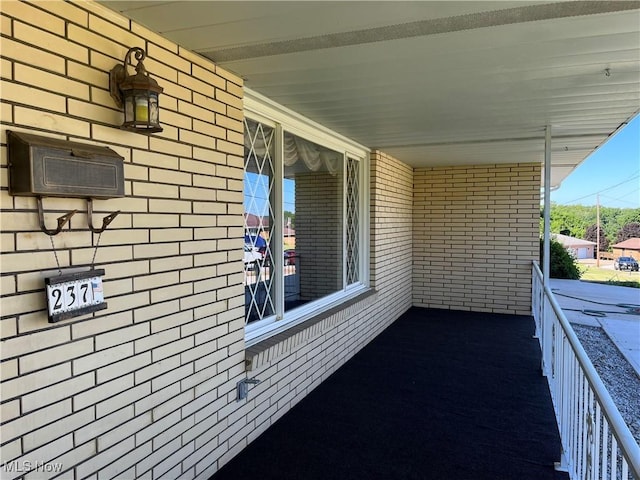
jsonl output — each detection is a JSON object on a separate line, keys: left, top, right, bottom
{"left": 101, "top": 1, "right": 640, "bottom": 188}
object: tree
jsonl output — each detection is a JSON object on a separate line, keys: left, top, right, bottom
{"left": 544, "top": 204, "right": 594, "bottom": 239}
{"left": 540, "top": 239, "right": 580, "bottom": 279}
{"left": 543, "top": 204, "right": 640, "bottom": 249}
{"left": 584, "top": 224, "right": 609, "bottom": 252}
{"left": 616, "top": 222, "right": 640, "bottom": 243}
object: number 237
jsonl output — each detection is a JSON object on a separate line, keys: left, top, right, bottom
{"left": 50, "top": 283, "right": 90, "bottom": 310}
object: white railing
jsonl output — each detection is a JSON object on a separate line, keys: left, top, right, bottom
{"left": 532, "top": 262, "right": 640, "bottom": 480}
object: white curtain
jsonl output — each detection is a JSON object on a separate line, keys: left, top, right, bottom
{"left": 245, "top": 120, "right": 340, "bottom": 175}
{"left": 285, "top": 133, "right": 341, "bottom": 175}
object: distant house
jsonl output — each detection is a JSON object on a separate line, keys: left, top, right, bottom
{"left": 245, "top": 213, "right": 270, "bottom": 236}
{"left": 552, "top": 233, "right": 597, "bottom": 259}
{"left": 611, "top": 237, "right": 640, "bottom": 261}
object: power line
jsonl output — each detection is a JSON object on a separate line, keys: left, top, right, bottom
{"left": 604, "top": 186, "right": 640, "bottom": 201}
{"left": 600, "top": 192, "right": 640, "bottom": 208}
{"left": 560, "top": 171, "right": 640, "bottom": 205}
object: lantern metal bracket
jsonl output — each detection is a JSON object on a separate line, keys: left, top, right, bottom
{"left": 37, "top": 197, "right": 77, "bottom": 236}
{"left": 109, "top": 46, "right": 146, "bottom": 109}
{"left": 87, "top": 198, "right": 120, "bottom": 234}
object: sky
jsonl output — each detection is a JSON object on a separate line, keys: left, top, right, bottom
{"left": 550, "top": 114, "right": 640, "bottom": 209}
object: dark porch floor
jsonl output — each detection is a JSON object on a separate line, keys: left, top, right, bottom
{"left": 211, "top": 307, "right": 568, "bottom": 480}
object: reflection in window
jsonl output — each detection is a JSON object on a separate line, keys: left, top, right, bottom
{"left": 243, "top": 113, "right": 365, "bottom": 334}
{"left": 283, "top": 132, "right": 343, "bottom": 312}
{"left": 244, "top": 118, "right": 275, "bottom": 324}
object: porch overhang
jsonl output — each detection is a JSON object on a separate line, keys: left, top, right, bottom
{"left": 101, "top": 1, "right": 640, "bottom": 189}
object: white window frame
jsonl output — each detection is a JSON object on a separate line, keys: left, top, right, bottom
{"left": 244, "top": 89, "right": 370, "bottom": 345}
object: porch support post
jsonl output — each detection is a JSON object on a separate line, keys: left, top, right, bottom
{"left": 543, "top": 125, "right": 552, "bottom": 286}
{"left": 543, "top": 124, "right": 568, "bottom": 471}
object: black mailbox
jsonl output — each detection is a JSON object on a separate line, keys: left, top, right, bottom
{"left": 7, "top": 130, "right": 124, "bottom": 199}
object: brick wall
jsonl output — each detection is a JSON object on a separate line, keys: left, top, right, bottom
{"left": 296, "top": 171, "right": 343, "bottom": 301}
{"left": 0, "top": 2, "right": 414, "bottom": 478}
{"left": 413, "top": 164, "right": 541, "bottom": 315}
{"left": 370, "top": 150, "right": 414, "bottom": 295}
{"left": 1, "top": 1, "right": 247, "bottom": 478}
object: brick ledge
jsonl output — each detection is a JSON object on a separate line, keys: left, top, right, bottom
{"left": 245, "top": 289, "right": 377, "bottom": 371}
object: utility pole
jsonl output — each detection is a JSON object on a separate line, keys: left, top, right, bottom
{"left": 596, "top": 194, "right": 600, "bottom": 267}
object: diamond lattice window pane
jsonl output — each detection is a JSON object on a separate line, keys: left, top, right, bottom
{"left": 346, "top": 157, "right": 360, "bottom": 285}
{"left": 244, "top": 119, "right": 276, "bottom": 324}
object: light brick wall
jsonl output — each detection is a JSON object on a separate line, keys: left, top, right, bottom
{"left": 0, "top": 3, "right": 414, "bottom": 478}
{"left": 296, "top": 171, "right": 343, "bottom": 300}
{"left": 370, "top": 150, "right": 414, "bottom": 296}
{"left": 1, "top": 1, "right": 247, "bottom": 478}
{"left": 413, "top": 164, "right": 541, "bottom": 315}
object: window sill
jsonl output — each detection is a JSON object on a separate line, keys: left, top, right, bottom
{"left": 245, "top": 289, "right": 377, "bottom": 371}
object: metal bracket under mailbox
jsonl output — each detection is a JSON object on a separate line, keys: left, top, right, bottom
{"left": 7, "top": 131, "right": 125, "bottom": 236}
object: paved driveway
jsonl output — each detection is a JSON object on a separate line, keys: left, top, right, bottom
{"left": 549, "top": 278, "right": 640, "bottom": 376}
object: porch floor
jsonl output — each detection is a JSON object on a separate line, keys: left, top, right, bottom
{"left": 211, "top": 307, "right": 568, "bottom": 480}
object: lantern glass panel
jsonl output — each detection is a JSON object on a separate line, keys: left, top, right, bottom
{"left": 124, "top": 95, "right": 135, "bottom": 124}
{"left": 134, "top": 93, "right": 149, "bottom": 123}
{"left": 149, "top": 94, "right": 159, "bottom": 124}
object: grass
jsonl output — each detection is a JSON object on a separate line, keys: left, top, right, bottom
{"left": 579, "top": 264, "right": 640, "bottom": 288}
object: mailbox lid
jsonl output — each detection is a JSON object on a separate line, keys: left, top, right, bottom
{"left": 8, "top": 131, "right": 125, "bottom": 199}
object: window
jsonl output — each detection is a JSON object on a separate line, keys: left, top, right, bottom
{"left": 243, "top": 93, "right": 369, "bottom": 342}
{"left": 244, "top": 119, "right": 275, "bottom": 323}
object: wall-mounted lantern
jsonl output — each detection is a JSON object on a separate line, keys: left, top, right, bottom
{"left": 109, "top": 46, "right": 163, "bottom": 133}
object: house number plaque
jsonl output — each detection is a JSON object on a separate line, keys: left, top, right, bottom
{"left": 45, "top": 269, "right": 107, "bottom": 323}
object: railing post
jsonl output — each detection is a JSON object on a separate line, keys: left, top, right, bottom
{"left": 531, "top": 261, "right": 640, "bottom": 479}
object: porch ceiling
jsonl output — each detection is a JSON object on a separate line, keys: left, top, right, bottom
{"left": 101, "top": 1, "right": 640, "bottom": 188}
